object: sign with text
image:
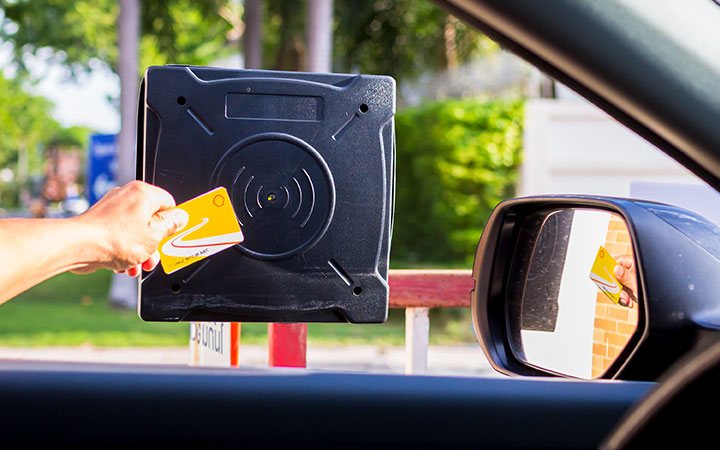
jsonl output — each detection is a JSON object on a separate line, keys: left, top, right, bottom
{"left": 189, "top": 322, "right": 241, "bottom": 367}
{"left": 87, "top": 134, "right": 117, "bottom": 205}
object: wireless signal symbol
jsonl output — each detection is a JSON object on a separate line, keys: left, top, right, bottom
{"left": 236, "top": 167, "right": 315, "bottom": 230}
{"left": 211, "top": 133, "right": 335, "bottom": 260}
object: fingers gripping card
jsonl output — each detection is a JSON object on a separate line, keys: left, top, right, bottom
{"left": 159, "top": 187, "right": 244, "bottom": 274}
{"left": 589, "top": 246, "right": 624, "bottom": 304}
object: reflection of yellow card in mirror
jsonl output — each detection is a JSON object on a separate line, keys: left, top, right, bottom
{"left": 589, "top": 246, "right": 624, "bottom": 304}
{"left": 159, "top": 187, "right": 244, "bottom": 274}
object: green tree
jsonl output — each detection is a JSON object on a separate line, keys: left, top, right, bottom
{"left": 2, "top": 0, "right": 494, "bottom": 84}
{"left": 0, "top": 0, "right": 233, "bottom": 75}
{"left": 333, "top": 0, "right": 496, "bottom": 83}
{"left": 258, "top": 0, "right": 495, "bottom": 80}
{"left": 0, "top": 71, "right": 60, "bottom": 175}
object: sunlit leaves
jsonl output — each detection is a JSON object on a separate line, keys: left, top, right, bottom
{"left": 0, "top": 0, "right": 232, "bottom": 75}
{"left": 333, "top": 0, "right": 495, "bottom": 83}
{"left": 392, "top": 99, "right": 523, "bottom": 264}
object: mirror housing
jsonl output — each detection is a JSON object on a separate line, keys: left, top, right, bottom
{"left": 472, "top": 196, "right": 720, "bottom": 381}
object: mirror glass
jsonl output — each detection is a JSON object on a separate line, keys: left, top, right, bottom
{"left": 508, "top": 208, "right": 640, "bottom": 378}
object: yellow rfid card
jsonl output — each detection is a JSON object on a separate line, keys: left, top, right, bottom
{"left": 589, "top": 246, "right": 624, "bottom": 304}
{"left": 158, "top": 187, "right": 244, "bottom": 274}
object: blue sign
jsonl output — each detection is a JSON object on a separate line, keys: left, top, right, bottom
{"left": 87, "top": 134, "right": 118, "bottom": 205}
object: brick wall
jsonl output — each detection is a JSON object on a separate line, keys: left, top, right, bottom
{"left": 591, "top": 215, "right": 639, "bottom": 378}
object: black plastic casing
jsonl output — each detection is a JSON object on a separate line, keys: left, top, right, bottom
{"left": 472, "top": 195, "right": 720, "bottom": 381}
{"left": 137, "top": 65, "right": 395, "bottom": 323}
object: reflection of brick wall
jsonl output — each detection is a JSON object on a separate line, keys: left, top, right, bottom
{"left": 591, "top": 216, "right": 639, "bottom": 378}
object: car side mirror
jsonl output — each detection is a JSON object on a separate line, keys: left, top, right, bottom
{"left": 472, "top": 196, "right": 720, "bottom": 381}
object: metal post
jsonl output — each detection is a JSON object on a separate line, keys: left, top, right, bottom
{"left": 405, "top": 307, "right": 430, "bottom": 375}
{"left": 268, "top": 323, "right": 307, "bottom": 367}
{"left": 307, "top": 0, "right": 333, "bottom": 73}
{"left": 109, "top": 0, "right": 141, "bottom": 309}
{"left": 230, "top": 322, "right": 241, "bottom": 367}
{"left": 117, "top": 0, "right": 139, "bottom": 185}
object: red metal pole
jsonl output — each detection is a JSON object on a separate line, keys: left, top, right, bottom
{"left": 230, "top": 323, "right": 241, "bottom": 367}
{"left": 268, "top": 323, "right": 307, "bottom": 367}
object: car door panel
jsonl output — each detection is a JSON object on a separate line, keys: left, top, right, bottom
{"left": 0, "top": 361, "right": 652, "bottom": 448}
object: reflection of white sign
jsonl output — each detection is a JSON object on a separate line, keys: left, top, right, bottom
{"left": 521, "top": 210, "right": 611, "bottom": 378}
{"left": 189, "top": 322, "right": 231, "bottom": 367}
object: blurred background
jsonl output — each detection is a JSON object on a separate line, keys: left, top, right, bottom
{"left": 0, "top": 0, "right": 708, "bottom": 374}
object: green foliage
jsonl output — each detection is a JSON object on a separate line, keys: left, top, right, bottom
{"left": 0, "top": 0, "right": 233, "bottom": 75}
{"left": 259, "top": 0, "right": 496, "bottom": 80}
{"left": 333, "top": 0, "right": 497, "bottom": 83}
{"left": 0, "top": 71, "right": 59, "bottom": 172}
{"left": 392, "top": 99, "right": 523, "bottom": 265}
{"left": 1, "top": 0, "right": 496, "bottom": 84}
{"left": 139, "top": 0, "right": 235, "bottom": 70}
{"left": 0, "top": 1, "right": 118, "bottom": 74}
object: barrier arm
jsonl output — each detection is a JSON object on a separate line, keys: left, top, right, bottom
{"left": 190, "top": 270, "right": 474, "bottom": 372}
{"left": 267, "top": 269, "right": 473, "bottom": 373}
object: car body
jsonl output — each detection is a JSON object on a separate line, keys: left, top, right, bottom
{"left": 2, "top": 0, "right": 719, "bottom": 448}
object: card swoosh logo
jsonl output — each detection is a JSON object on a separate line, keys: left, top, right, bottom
{"left": 589, "top": 267, "right": 621, "bottom": 294}
{"left": 162, "top": 218, "right": 244, "bottom": 258}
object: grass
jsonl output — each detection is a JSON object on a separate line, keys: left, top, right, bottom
{"left": 0, "top": 271, "right": 188, "bottom": 346}
{"left": 0, "top": 270, "right": 476, "bottom": 347}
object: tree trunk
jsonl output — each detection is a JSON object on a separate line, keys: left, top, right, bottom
{"left": 244, "top": 0, "right": 263, "bottom": 70}
{"left": 444, "top": 16, "right": 458, "bottom": 71}
{"left": 109, "top": 0, "right": 141, "bottom": 309}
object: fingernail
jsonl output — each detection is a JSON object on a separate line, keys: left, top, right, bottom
{"left": 614, "top": 265, "right": 623, "bottom": 277}
{"left": 171, "top": 209, "right": 189, "bottom": 229}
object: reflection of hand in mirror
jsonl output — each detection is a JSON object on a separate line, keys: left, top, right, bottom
{"left": 614, "top": 255, "right": 637, "bottom": 308}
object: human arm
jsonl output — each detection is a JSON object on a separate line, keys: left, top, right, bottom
{"left": 0, "top": 181, "right": 187, "bottom": 305}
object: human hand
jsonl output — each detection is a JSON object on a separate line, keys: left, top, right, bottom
{"left": 70, "top": 181, "right": 188, "bottom": 276}
{"left": 614, "top": 255, "right": 638, "bottom": 308}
